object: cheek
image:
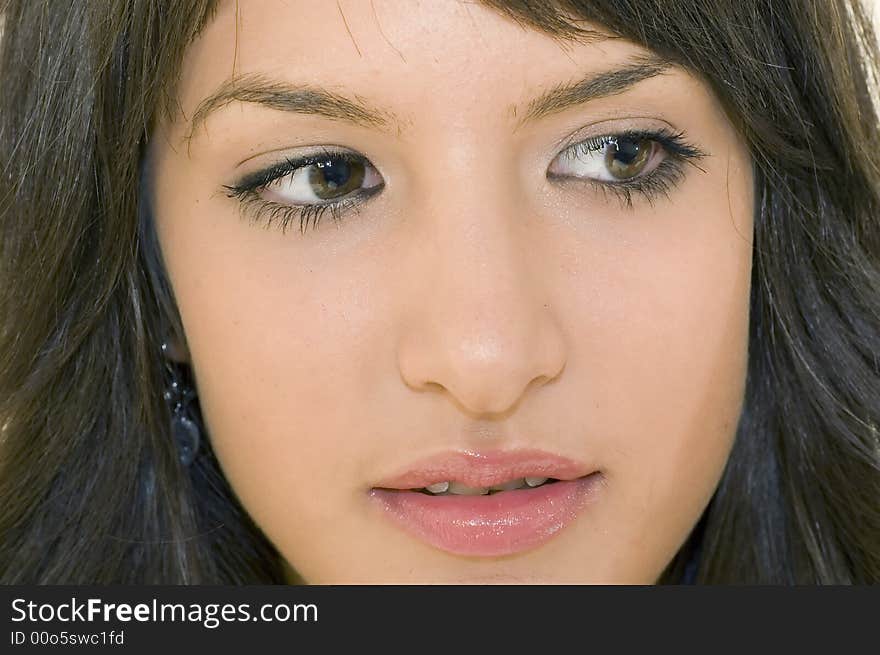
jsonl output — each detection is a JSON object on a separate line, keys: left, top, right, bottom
{"left": 153, "top": 186, "right": 400, "bottom": 574}
{"left": 160, "top": 224, "right": 386, "bottom": 494}
{"left": 597, "top": 236, "right": 751, "bottom": 534}
{"left": 575, "top": 152, "right": 753, "bottom": 576}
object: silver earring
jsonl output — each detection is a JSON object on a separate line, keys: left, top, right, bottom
{"left": 162, "top": 342, "right": 201, "bottom": 467}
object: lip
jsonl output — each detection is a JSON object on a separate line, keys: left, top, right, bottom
{"left": 369, "top": 449, "right": 603, "bottom": 557}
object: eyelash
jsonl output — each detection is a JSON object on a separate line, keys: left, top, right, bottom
{"left": 223, "top": 128, "right": 707, "bottom": 235}
{"left": 223, "top": 149, "right": 378, "bottom": 235}
{"left": 552, "top": 127, "right": 708, "bottom": 210}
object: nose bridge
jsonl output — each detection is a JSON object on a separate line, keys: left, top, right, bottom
{"left": 396, "top": 140, "right": 567, "bottom": 418}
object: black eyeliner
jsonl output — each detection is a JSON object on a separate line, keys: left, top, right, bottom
{"left": 225, "top": 127, "right": 709, "bottom": 235}
{"left": 223, "top": 146, "right": 355, "bottom": 197}
{"left": 550, "top": 127, "right": 709, "bottom": 210}
{"left": 222, "top": 149, "right": 381, "bottom": 235}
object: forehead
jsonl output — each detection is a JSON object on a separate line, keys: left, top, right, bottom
{"left": 174, "top": 0, "right": 657, "bottom": 128}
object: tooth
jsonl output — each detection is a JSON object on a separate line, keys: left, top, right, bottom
{"left": 425, "top": 481, "right": 450, "bottom": 494}
{"left": 489, "top": 478, "right": 525, "bottom": 491}
{"left": 448, "top": 481, "right": 490, "bottom": 495}
{"left": 525, "top": 477, "right": 548, "bottom": 487}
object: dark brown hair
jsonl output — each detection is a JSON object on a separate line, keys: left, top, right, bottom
{"left": 1, "top": 0, "right": 878, "bottom": 583}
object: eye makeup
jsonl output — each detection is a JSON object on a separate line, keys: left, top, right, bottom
{"left": 222, "top": 147, "right": 384, "bottom": 235}
{"left": 222, "top": 127, "right": 708, "bottom": 236}
{"left": 549, "top": 127, "right": 708, "bottom": 209}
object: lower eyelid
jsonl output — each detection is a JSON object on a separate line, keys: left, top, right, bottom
{"left": 230, "top": 137, "right": 699, "bottom": 233}
{"left": 546, "top": 155, "right": 690, "bottom": 209}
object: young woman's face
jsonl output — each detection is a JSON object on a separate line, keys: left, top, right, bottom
{"left": 149, "top": 0, "right": 754, "bottom": 583}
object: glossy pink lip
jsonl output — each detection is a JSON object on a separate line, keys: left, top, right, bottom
{"left": 369, "top": 450, "right": 603, "bottom": 557}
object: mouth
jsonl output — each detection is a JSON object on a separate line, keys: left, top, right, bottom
{"left": 409, "top": 476, "right": 561, "bottom": 496}
{"left": 369, "top": 449, "right": 604, "bottom": 558}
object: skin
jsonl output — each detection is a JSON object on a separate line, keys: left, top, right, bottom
{"left": 148, "top": 0, "right": 754, "bottom": 583}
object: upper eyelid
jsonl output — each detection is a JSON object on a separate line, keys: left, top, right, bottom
{"left": 234, "top": 117, "right": 700, "bottom": 166}
{"left": 235, "top": 142, "right": 361, "bottom": 170}
{"left": 550, "top": 116, "right": 697, "bottom": 151}
{"left": 228, "top": 125, "right": 707, "bottom": 194}
{"left": 576, "top": 129, "right": 709, "bottom": 164}
{"left": 228, "top": 148, "right": 374, "bottom": 193}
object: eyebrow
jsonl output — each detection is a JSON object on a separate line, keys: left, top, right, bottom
{"left": 517, "top": 54, "right": 672, "bottom": 126}
{"left": 187, "top": 73, "right": 398, "bottom": 141}
{"left": 186, "top": 54, "right": 673, "bottom": 140}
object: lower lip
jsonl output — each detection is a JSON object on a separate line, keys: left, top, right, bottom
{"left": 369, "top": 473, "right": 603, "bottom": 557}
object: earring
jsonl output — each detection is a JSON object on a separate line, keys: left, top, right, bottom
{"left": 162, "top": 342, "right": 201, "bottom": 467}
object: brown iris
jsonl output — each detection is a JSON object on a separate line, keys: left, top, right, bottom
{"left": 604, "top": 137, "right": 654, "bottom": 180}
{"left": 308, "top": 158, "right": 366, "bottom": 200}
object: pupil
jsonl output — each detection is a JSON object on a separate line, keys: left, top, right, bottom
{"left": 614, "top": 138, "right": 642, "bottom": 165}
{"left": 309, "top": 157, "right": 365, "bottom": 200}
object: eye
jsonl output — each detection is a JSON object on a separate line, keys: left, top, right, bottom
{"left": 549, "top": 134, "right": 665, "bottom": 181}
{"left": 262, "top": 153, "right": 383, "bottom": 204}
{"left": 223, "top": 148, "right": 385, "bottom": 234}
{"left": 547, "top": 128, "right": 708, "bottom": 208}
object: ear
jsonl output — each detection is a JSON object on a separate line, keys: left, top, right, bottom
{"left": 162, "top": 334, "right": 191, "bottom": 364}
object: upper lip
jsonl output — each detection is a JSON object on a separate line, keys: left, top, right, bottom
{"left": 372, "top": 448, "right": 595, "bottom": 490}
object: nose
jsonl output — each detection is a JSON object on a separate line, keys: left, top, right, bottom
{"left": 395, "top": 169, "right": 568, "bottom": 418}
